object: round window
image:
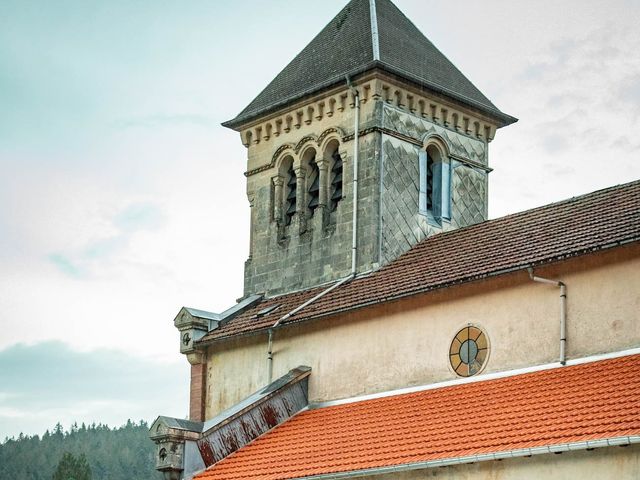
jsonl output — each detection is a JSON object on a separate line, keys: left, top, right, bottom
{"left": 449, "top": 325, "right": 489, "bottom": 377}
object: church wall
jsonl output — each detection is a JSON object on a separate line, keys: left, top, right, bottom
{"left": 356, "top": 443, "right": 640, "bottom": 480}
{"left": 204, "top": 243, "right": 640, "bottom": 417}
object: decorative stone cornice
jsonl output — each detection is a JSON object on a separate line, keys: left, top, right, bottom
{"left": 239, "top": 76, "right": 501, "bottom": 151}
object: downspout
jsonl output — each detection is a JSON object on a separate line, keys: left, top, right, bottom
{"left": 267, "top": 78, "right": 361, "bottom": 383}
{"left": 347, "top": 77, "right": 360, "bottom": 275}
{"left": 527, "top": 267, "right": 567, "bottom": 365}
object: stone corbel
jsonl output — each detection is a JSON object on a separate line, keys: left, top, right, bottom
{"left": 407, "top": 94, "right": 415, "bottom": 113}
{"left": 361, "top": 83, "right": 370, "bottom": 103}
{"left": 327, "top": 98, "right": 336, "bottom": 117}
{"left": 338, "top": 94, "right": 347, "bottom": 112}
{"left": 430, "top": 104, "right": 439, "bottom": 124}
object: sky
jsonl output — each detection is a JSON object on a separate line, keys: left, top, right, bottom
{"left": 1, "top": 0, "right": 639, "bottom": 440}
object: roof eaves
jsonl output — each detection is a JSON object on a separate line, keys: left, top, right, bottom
{"left": 223, "top": 60, "right": 516, "bottom": 130}
{"left": 222, "top": 61, "right": 379, "bottom": 130}
{"left": 292, "top": 435, "right": 640, "bottom": 480}
{"left": 196, "top": 235, "right": 640, "bottom": 346}
{"left": 375, "top": 61, "right": 517, "bottom": 126}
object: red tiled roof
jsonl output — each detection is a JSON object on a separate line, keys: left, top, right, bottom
{"left": 199, "top": 180, "right": 640, "bottom": 344}
{"left": 194, "top": 354, "right": 640, "bottom": 480}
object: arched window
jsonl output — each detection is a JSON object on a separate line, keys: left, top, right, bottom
{"left": 420, "top": 143, "right": 451, "bottom": 222}
{"left": 329, "top": 145, "right": 343, "bottom": 212}
{"left": 284, "top": 162, "right": 296, "bottom": 226}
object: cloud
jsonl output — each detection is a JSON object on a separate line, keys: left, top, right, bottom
{"left": 619, "top": 74, "right": 640, "bottom": 115}
{"left": 541, "top": 133, "right": 569, "bottom": 154}
{"left": 47, "top": 202, "right": 166, "bottom": 277}
{"left": 48, "top": 254, "right": 82, "bottom": 278}
{"left": 0, "top": 341, "right": 189, "bottom": 439}
{"left": 113, "top": 114, "right": 218, "bottom": 130}
{"left": 114, "top": 203, "right": 165, "bottom": 232}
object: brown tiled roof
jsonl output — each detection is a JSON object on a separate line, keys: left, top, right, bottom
{"left": 198, "top": 180, "right": 640, "bottom": 345}
{"left": 194, "top": 353, "right": 640, "bottom": 480}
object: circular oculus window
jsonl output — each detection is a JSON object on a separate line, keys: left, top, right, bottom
{"left": 449, "top": 325, "right": 488, "bottom": 377}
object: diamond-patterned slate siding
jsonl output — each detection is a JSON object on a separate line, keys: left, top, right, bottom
{"left": 452, "top": 164, "right": 487, "bottom": 226}
{"left": 198, "top": 180, "right": 640, "bottom": 344}
{"left": 194, "top": 354, "right": 640, "bottom": 480}
{"left": 382, "top": 105, "right": 487, "bottom": 165}
{"left": 380, "top": 137, "right": 432, "bottom": 263}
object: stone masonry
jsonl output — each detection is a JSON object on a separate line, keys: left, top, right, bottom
{"left": 240, "top": 79, "right": 496, "bottom": 297}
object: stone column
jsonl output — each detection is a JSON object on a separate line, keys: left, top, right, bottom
{"left": 294, "top": 166, "right": 306, "bottom": 232}
{"left": 272, "top": 176, "right": 284, "bottom": 224}
{"left": 316, "top": 159, "right": 329, "bottom": 209}
{"left": 294, "top": 167, "right": 306, "bottom": 215}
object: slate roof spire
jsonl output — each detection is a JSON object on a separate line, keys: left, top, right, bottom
{"left": 223, "top": 0, "right": 516, "bottom": 129}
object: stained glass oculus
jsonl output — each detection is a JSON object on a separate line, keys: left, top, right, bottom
{"left": 449, "top": 325, "right": 488, "bottom": 377}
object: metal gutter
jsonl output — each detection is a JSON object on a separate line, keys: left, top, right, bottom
{"left": 308, "top": 346, "right": 640, "bottom": 409}
{"left": 293, "top": 436, "right": 640, "bottom": 480}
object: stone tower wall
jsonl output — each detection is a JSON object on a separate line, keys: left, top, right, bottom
{"left": 379, "top": 104, "right": 489, "bottom": 263}
{"left": 243, "top": 90, "right": 382, "bottom": 297}
{"left": 240, "top": 78, "right": 498, "bottom": 297}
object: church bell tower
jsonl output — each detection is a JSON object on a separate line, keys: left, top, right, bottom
{"left": 223, "top": 0, "right": 516, "bottom": 297}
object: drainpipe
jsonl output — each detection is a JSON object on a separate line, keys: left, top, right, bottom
{"left": 266, "top": 78, "right": 362, "bottom": 383}
{"left": 527, "top": 267, "right": 567, "bottom": 365}
{"left": 347, "top": 77, "right": 360, "bottom": 275}
{"left": 267, "top": 275, "right": 354, "bottom": 382}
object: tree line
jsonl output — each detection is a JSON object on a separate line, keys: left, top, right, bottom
{"left": 0, "top": 420, "right": 162, "bottom": 480}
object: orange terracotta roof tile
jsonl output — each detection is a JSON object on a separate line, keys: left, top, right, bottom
{"left": 194, "top": 354, "right": 640, "bottom": 479}
{"left": 199, "top": 180, "right": 640, "bottom": 344}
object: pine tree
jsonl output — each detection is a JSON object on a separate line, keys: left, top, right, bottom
{"left": 52, "top": 452, "right": 92, "bottom": 480}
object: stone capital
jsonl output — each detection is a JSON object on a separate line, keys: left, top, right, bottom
{"left": 316, "top": 158, "right": 330, "bottom": 170}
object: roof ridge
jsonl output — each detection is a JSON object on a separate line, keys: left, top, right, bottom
{"left": 369, "top": 0, "right": 380, "bottom": 60}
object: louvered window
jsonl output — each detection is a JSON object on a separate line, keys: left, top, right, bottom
{"left": 308, "top": 159, "right": 320, "bottom": 213}
{"left": 285, "top": 165, "right": 296, "bottom": 226}
{"left": 419, "top": 148, "right": 451, "bottom": 222}
{"left": 330, "top": 151, "right": 343, "bottom": 212}
{"left": 426, "top": 154, "right": 434, "bottom": 211}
